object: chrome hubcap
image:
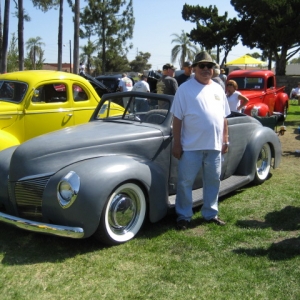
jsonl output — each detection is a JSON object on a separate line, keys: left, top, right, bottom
{"left": 108, "top": 190, "right": 140, "bottom": 235}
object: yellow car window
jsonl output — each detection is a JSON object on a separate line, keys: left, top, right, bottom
{"left": 32, "top": 83, "right": 67, "bottom": 103}
{"left": 73, "top": 84, "right": 88, "bottom": 101}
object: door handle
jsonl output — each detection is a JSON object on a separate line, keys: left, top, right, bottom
{"left": 67, "top": 113, "right": 73, "bottom": 117}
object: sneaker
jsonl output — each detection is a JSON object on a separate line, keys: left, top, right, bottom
{"left": 207, "top": 216, "right": 226, "bottom": 226}
{"left": 176, "top": 220, "right": 190, "bottom": 230}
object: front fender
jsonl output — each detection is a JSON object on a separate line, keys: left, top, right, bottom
{"left": 0, "top": 130, "right": 20, "bottom": 151}
{"left": 235, "top": 127, "right": 281, "bottom": 178}
{"left": 0, "top": 146, "right": 18, "bottom": 212}
{"left": 42, "top": 155, "right": 168, "bottom": 238}
{"left": 274, "top": 92, "right": 289, "bottom": 113}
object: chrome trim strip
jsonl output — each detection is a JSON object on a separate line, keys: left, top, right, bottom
{"left": 0, "top": 212, "right": 84, "bottom": 239}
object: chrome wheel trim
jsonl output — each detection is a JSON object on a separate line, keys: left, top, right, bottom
{"left": 104, "top": 183, "right": 146, "bottom": 243}
{"left": 256, "top": 143, "right": 271, "bottom": 181}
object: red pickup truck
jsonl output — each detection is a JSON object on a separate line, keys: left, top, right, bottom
{"left": 227, "top": 70, "right": 289, "bottom": 120}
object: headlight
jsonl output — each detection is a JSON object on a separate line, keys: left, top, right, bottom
{"left": 251, "top": 106, "right": 259, "bottom": 117}
{"left": 57, "top": 171, "right": 80, "bottom": 208}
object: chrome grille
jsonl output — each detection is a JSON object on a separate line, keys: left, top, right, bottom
{"left": 14, "top": 175, "right": 51, "bottom": 220}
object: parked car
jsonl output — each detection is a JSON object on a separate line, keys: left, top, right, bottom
{"left": 79, "top": 72, "right": 111, "bottom": 96}
{"left": 0, "top": 91, "right": 281, "bottom": 245}
{"left": 95, "top": 74, "right": 135, "bottom": 92}
{"left": 227, "top": 70, "right": 289, "bottom": 121}
{"left": 0, "top": 70, "right": 109, "bottom": 151}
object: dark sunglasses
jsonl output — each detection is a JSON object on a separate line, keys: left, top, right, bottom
{"left": 226, "top": 83, "right": 233, "bottom": 87}
{"left": 197, "top": 63, "right": 214, "bottom": 69}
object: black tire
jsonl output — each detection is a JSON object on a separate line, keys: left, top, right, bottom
{"left": 283, "top": 103, "right": 288, "bottom": 120}
{"left": 253, "top": 143, "right": 271, "bottom": 184}
{"left": 94, "top": 183, "right": 146, "bottom": 245}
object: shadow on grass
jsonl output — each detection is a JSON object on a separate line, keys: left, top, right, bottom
{"left": 233, "top": 237, "right": 300, "bottom": 260}
{"left": 0, "top": 224, "right": 108, "bottom": 266}
{"left": 234, "top": 206, "right": 300, "bottom": 260}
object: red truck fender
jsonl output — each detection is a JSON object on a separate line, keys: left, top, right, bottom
{"left": 274, "top": 90, "right": 289, "bottom": 117}
{"left": 244, "top": 103, "right": 270, "bottom": 117}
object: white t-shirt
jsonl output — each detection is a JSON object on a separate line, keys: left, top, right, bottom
{"left": 132, "top": 80, "right": 150, "bottom": 92}
{"left": 227, "top": 91, "right": 242, "bottom": 112}
{"left": 118, "top": 77, "right": 133, "bottom": 92}
{"left": 171, "top": 78, "right": 230, "bottom": 151}
{"left": 290, "top": 87, "right": 300, "bottom": 98}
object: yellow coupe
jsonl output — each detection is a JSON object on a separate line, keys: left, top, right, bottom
{"left": 0, "top": 70, "right": 107, "bottom": 151}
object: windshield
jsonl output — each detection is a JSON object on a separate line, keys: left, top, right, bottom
{"left": 232, "top": 77, "right": 264, "bottom": 90}
{"left": 0, "top": 80, "right": 28, "bottom": 103}
{"left": 95, "top": 94, "right": 170, "bottom": 125}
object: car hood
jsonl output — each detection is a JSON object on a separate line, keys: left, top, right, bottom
{"left": 238, "top": 90, "right": 265, "bottom": 99}
{"left": 9, "top": 121, "right": 167, "bottom": 181}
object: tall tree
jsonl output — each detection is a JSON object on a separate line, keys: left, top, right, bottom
{"left": 1, "top": 0, "right": 10, "bottom": 73}
{"left": 182, "top": 4, "right": 240, "bottom": 66}
{"left": 12, "top": 1, "right": 31, "bottom": 71}
{"left": 7, "top": 33, "right": 19, "bottom": 72}
{"left": 32, "top": 0, "right": 60, "bottom": 68}
{"left": 129, "top": 51, "right": 152, "bottom": 72}
{"left": 170, "top": 30, "right": 198, "bottom": 69}
{"left": 17, "top": 0, "right": 24, "bottom": 70}
{"left": 80, "top": 39, "right": 97, "bottom": 74}
{"left": 26, "top": 36, "right": 45, "bottom": 69}
{"left": 57, "top": 0, "right": 63, "bottom": 70}
{"left": 231, "top": 0, "right": 300, "bottom": 75}
{"left": 73, "top": 0, "right": 80, "bottom": 74}
{"left": 80, "top": 0, "right": 135, "bottom": 74}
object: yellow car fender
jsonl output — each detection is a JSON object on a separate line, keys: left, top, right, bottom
{"left": 0, "top": 130, "right": 20, "bottom": 151}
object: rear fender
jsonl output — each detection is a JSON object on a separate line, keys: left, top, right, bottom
{"left": 274, "top": 92, "right": 289, "bottom": 113}
{"left": 43, "top": 155, "right": 168, "bottom": 238}
{"left": 235, "top": 127, "right": 281, "bottom": 178}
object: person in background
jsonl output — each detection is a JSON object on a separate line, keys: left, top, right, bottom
{"left": 219, "top": 68, "right": 227, "bottom": 83}
{"left": 226, "top": 79, "right": 249, "bottom": 112}
{"left": 156, "top": 63, "right": 178, "bottom": 95}
{"left": 170, "top": 51, "right": 230, "bottom": 230}
{"left": 132, "top": 74, "right": 150, "bottom": 112}
{"left": 118, "top": 73, "right": 133, "bottom": 109}
{"left": 290, "top": 82, "right": 300, "bottom": 100}
{"left": 79, "top": 62, "right": 85, "bottom": 74}
{"left": 118, "top": 73, "right": 133, "bottom": 92}
{"left": 212, "top": 64, "right": 225, "bottom": 90}
{"left": 156, "top": 63, "right": 178, "bottom": 109}
{"left": 176, "top": 61, "right": 193, "bottom": 86}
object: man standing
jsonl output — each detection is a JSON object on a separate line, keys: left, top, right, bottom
{"left": 170, "top": 51, "right": 231, "bottom": 230}
{"left": 132, "top": 74, "right": 150, "bottom": 112}
{"left": 219, "top": 68, "right": 227, "bottom": 84}
{"left": 118, "top": 73, "right": 133, "bottom": 92}
{"left": 157, "top": 63, "right": 178, "bottom": 109}
{"left": 212, "top": 64, "right": 225, "bottom": 90}
{"left": 156, "top": 63, "right": 178, "bottom": 95}
{"left": 176, "top": 61, "right": 193, "bottom": 86}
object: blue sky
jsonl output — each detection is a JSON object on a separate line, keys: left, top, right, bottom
{"left": 1, "top": 0, "right": 258, "bottom": 69}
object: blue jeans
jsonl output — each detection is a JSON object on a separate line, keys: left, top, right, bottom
{"left": 175, "top": 150, "right": 221, "bottom": 222}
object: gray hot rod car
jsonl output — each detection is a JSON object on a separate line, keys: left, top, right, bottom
{"left": 0, "top": 91, "right": 281, "bottom": 245}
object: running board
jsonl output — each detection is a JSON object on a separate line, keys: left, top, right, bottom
{"left": 168, "top": 175, "right": 251, "bottom": 208}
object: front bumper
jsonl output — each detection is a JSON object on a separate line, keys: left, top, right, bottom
{"left": 0, "top": 212, "right": 84, "bottom": 239}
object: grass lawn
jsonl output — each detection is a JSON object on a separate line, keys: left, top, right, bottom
{"left": 0, "top": 104, "right": 299, "bottom": 300}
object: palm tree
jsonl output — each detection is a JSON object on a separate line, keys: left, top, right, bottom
{"left": 26, "top": 37, "right": 45, "bottom": 70}
{"left": 80, "top": 40, "right": 98, "bottom": 74}
{"left": 171, "top": 30, "right": 199, "bottom": 69}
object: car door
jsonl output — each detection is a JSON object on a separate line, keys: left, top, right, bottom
{"left": 24, "top": 81, "right": 75, "bottom": 141}
{"left": 71, "top": 82, "right": 100, "bottom": 124}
